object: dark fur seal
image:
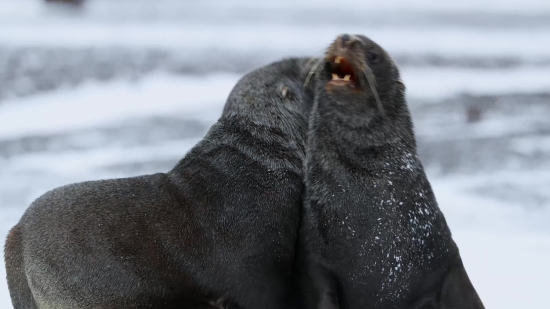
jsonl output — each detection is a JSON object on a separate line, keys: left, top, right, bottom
{"left": 298, "top": 34, "right": 485, "bottom": 309}
{"left": 4, "top": 58, "right": 314, "bottom": 309}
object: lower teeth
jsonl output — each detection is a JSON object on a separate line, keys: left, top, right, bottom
{"left": 332, "top": 74, "right": 352, "bottom": 81}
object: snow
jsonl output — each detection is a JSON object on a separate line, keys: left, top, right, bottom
{"left": 0, "top": 1, "right": 549, "bottom": 60}
{"left": 402, "top": 67, "right": 550, "bottom": 100}
{"left": 0, "top": 23, "right": 547, "bottom": 60}
{"left": 3, "top": 0, "right": 550, "bottom": 19}
{"left": 455, "top": 231, "right": 550, "bottom": 309}
{"left": 0, "top": 74, "right": 237, "bottom": 139}
{"left": 1, "top": 0, "right": 549, "bottom": 308}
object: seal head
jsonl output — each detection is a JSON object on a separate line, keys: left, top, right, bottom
{"left": 317, "top": 34, "right": 408, "bottom": 132}
{"left": 223, "top": 58, "right": 315, "bottom": 133}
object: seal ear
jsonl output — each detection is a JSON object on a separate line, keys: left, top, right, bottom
{"left": 279, "top": 82, "right": 298, "bottom": 101}
{"left": 281, "top": 85, "right": 290, "bottom": 98}
{"left": 437, "top": 257, "right": 485, "bottom": 309}
{"left": 396, "top": 78, "right": 406, "bottom": 91}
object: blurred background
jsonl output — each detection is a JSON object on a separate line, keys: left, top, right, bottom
{"left": 0, "top": 0, "right": 549, "bottom": 307}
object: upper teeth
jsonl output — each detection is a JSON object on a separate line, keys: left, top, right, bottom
{"left": 332, "top": 74, "right": 351, "bottom": 81}
{"left": 335, "top": 56, "right": 342, "bottom": 64}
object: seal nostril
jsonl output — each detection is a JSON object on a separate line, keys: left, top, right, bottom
{"left": 338, "top": 34, "right": 351, "bottom": 48}
{"left": 338, "top": 34, "right": 361, "bottom": 48}
{"left": 341, "top": 34, "right": 351, "bottom": 44}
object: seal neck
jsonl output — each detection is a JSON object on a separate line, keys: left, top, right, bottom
{"left": 170, "top": 115, "right": 308, "bottom": 177}
{"left": 315, "top": 100, "right": 415, "bottom": 147}
{"left": 220, "top": 113, "right": 309, "bottom": 147}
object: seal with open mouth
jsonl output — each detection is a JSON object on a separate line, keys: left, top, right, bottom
{"left": 297, "top": 34, "right": 485, "bottom": 309}
{"left": 4, "top": 58, "right": 315, "bottom": 309}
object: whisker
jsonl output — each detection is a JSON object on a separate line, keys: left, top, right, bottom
{"left": 363, "top": 67, "right": 385, "bottom": 115}
{"left": 303, "top": 57, "right": 324, "bottom": 88}
{"left": 304, "top": 56, "right": 317, "bottom": 68}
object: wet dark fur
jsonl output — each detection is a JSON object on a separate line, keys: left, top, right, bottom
{"left": 4, "top": 58, "right": 315, "bottom": 309}
{"left": 297, "top": 35, "right": 485, "bottom": 309}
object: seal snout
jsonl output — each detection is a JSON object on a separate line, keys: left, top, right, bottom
{"left": 337, "top": 34, "right": 361, "bottom": 49}
{"left": 324, "top": 34, "right": 364, "bottom": 89}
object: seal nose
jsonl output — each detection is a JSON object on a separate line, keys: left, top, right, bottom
{"left": 338, "top": 34, "right": 361, "bottom": 48}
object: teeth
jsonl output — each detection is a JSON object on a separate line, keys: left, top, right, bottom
{"left": 332, "top": 73, "right": 352, "bottom": 82}
{"left": 335, "top": 56, "right": 342, "bottom": 64}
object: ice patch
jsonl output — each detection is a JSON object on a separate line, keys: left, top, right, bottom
{"left": 0, "top": 74, "right": 237, "bottom": 139}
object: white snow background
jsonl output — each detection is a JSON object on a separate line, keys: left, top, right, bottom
{"left": 1, "top": 0, "right": 549, "bottom": 308}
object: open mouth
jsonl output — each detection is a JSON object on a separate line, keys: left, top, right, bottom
{"left": 326, "top": 56, "right": 359, "bottom": 87}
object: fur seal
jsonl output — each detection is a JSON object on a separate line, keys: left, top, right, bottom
{"left": 4, "top": 58, "right": 314, "bottom": 309}
{"left": 298, "top": 34, "right": 485, "bottom": 309}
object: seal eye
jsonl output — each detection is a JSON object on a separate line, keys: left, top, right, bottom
{"left": 367, "top": 52, "right": 380, "bottom": 64}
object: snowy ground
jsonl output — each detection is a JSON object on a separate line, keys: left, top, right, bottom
{"left": 1, "top": 0, "right": 549, "bottom": 308}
